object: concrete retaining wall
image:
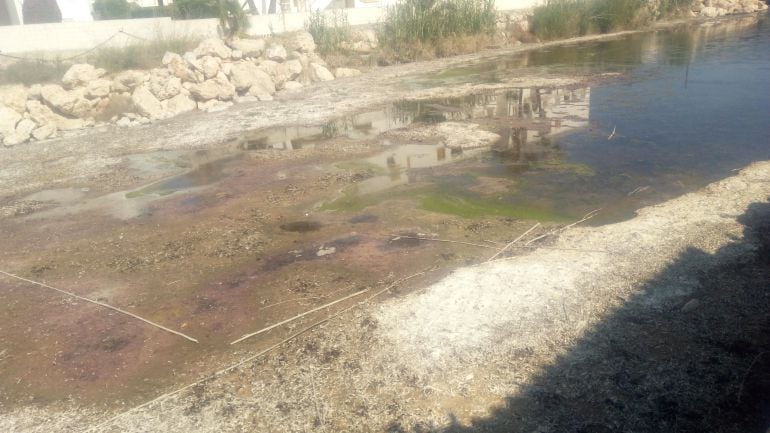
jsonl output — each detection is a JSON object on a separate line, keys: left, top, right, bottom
{"left": 0, "top": 0, "right": 539, "bottom": 56}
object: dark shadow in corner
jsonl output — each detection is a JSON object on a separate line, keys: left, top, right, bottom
{"left": 402, "top": 202, "right": 770, "bottom": 433}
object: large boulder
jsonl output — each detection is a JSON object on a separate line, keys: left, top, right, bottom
{"left": 62, "top": 64, "right": 106, "bottom": 90}
{"left": 163, "top": 53, "right": 197, "bottom": 83}
{"left": 265, "top": 44, "right": 288, "bottom": 62}
{"left": 283, "top": 31, "right": 316, "bottom": 53}
{"left": 188, "top": 77, "right": 236, "bottom": 101}
{"left": 31, "top": 124, "right": 57, "bottom": 141}
{"left": 194, "top": 38, "right": 232, "bottom": 59}
{"left": 113, "top": 70, "right": 149, "bottom": 92}
{"left": 0, "top": 85, "right": 29, "bottom": 114}
{"left": 148, "top": 74, "right": 182, "bottom": 100}
{"left": 131, "top": 85, "right": 165, "bottom": 119}
{"left": 26, "top": 100, "right": 85, "bottom": 131}
{"left": 0, "top": 105, "right": 22, "bottom": 139}
{"left": 40, "top": 84, "right": 95, "bottom": 118}
{"left": 229, "top": 61, "right": 275, "bottom": 93}
{"left": 309, "top": 63, "right": 335, "bottom": 82}
{"left": 200, "top": 56, "right": 221, "bottom": 80}
{"left": 3, "top": 118, "right": 36, "bottom": 146}
{"left": 229, "top": 38, "right": 266, "bottom": 57}
{"left": 163, "top": 93, "right": 197, "bottom": 116}
{"left": 86, "top": 79, "right": 112, "bottom": 98}
{"left": 257, "top": 60, "right": 299, "bottom": 89}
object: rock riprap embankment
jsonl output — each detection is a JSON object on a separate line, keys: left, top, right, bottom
{"left": 0, "top": 31, "right": 362, "bottom": 147}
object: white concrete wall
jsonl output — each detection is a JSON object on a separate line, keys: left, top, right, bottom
{"left": 0, "top": 0, "right": 538, "bottom": 55}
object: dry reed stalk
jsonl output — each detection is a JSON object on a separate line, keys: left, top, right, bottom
{"left": 487, "top": 222, "right": 541, "bottom": 261}
{"left": 389, "top": 235, "right": 498, "bottom": 250}
{"left": 524, "top": 209, "right": 600, "bottom": 246}
{"left": 0, "top": 269, "right": 198, "bottom": 343}
{"left": 231, "top": 288, "right": 370, "bottom": 344}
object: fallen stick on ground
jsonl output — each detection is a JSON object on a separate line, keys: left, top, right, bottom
{"left": 487, "top": 223, "right": 541, "bottom": 261}
{"left": 231, "top": 288, "right": 370, "bottom": 344}
{"left": 388, "top": 235, "right": 498, "bottom": 250}
{"left": 260, "top": 285, "right": 357, "bottom": 310}
{"left": 524, "top": 209, "right": 601, "bottom": 246}
{"left": 86, "top": 270, "right": 427, "bottom": 433}
{"left": 737, "top": 351, "right": 768, "bottom": 404}
{"left": 0, "top": 269, "right": 198, "bottom": 344}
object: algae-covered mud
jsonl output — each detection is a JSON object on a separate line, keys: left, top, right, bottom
{"left": 1, "top": 15, "right": 770, "bottom": 432}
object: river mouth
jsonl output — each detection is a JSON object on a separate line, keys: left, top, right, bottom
{"left": 1, "top": 15, "right": 769, "bottom": 411}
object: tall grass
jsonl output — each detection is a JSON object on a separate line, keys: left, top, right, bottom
{"left": 0, "top": 59, "right": 68, "bottom": 86}
{"left": 531, "top": 0, "right": 693, "bottom": 40}
{"left": 87, "top": 36, "right": 201, "bottom": 72}
{"left": 306, "top": 10, "right": 351, "bottom": 56}
{"left": 378, "top": 0, "right": 497, "bottom": 57}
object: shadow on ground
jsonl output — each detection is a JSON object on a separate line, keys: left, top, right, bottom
{"left": 405, "top": 202, "right": 770, "bottom": 433}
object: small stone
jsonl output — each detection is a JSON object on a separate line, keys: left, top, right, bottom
{"left": 31, "top": 124, "right": 56, "bottom": 140}
{"left": 265, "top": 44, "right": 288, "bottom": 62}
{"left": 681, "top": 299, "right": 700, "bottom": 313}
{"left": 334, "top": 68, "right": 362, "bottom": 78}
{"left": 309, "top": 63, "right": 334, "bottom": 82}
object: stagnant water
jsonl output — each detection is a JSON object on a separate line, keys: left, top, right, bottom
{"left": 220, "top": 16, "right": 770, "bottom": 224}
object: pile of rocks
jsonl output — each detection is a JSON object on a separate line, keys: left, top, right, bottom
{"left": 692, "top": 0, "right": 768, "bottom": 16}
{"left": 0, "top": 31, "right": 362, "bottom": 147}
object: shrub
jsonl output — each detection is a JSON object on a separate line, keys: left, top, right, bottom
{"left": 172, "top": 0, "right": 219, "bottom": 19}
{"left": 306, "top": 10, "right": 351, "bottom": 56}
{"left": 0, "top": 59, "right": 67, "bottom": 85}
{"left": 379, "top": 0, "right": 496, "bottom": 48}
{"left": 93, "top": 0, "right": 131, "bottom": 20}
{"left": 87, "top": 36, "right": 201, "bottom": 72}
{"left": 530, "top": 0, "right": 692, "bottom": 40}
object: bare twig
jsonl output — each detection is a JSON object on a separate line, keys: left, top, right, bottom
{"left": 487, "top": 223, "right": 541, "bottom": 261}
{"left": 524, "top": 209, "right": 600, "bottom": 246}
{"left": 231, "top": 289, "right": 370, "bottom": 344}
{"left": 388, "top": 235, "right": 498, "bottom": 250}
{"left": 260, "top": 285, "right": 357, "bottom": 310}
{"left": 737, "top": 351, "right": 768, "bottom": 404}
{"left": 0, "top": 269, "right": 198, "bottom": 343}
{"left": 86, "top": 270, "right": 429, "bottom": 433}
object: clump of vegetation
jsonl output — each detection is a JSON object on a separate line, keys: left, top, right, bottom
{"left": 92, "top": 0, "right": 132, "bottom": 19}
{"left": 378, "top": 0, "right": 497, "bottom": 60}
{"left": 0, "top": 59, "right": 68, "bottom": 86}
{"left": 530, "top": 0, "right": 693, "bottom": 40}
{"left": 87, "top": 36, "right": 201, "bottom": 72}
{"left": 306, "top": 10, "right": 352, "bottom": 56}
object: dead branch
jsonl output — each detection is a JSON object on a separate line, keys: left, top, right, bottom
{"left": 524, "top": 209, "right": 600, "bottom": 246}
{"left": 737, "top": 351, "right": 768, "bottom": 404}
{"left": 487, "top": 223, "right": 541, "bottom": 261}
{"left": 231, "top": 288, "right": 370, "bottom": 345}
{"left": 0, "top": 269, "right": 198, "bottom": 343}
{"left": 389, "top": 235, "right": 498, "bottom": 250}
